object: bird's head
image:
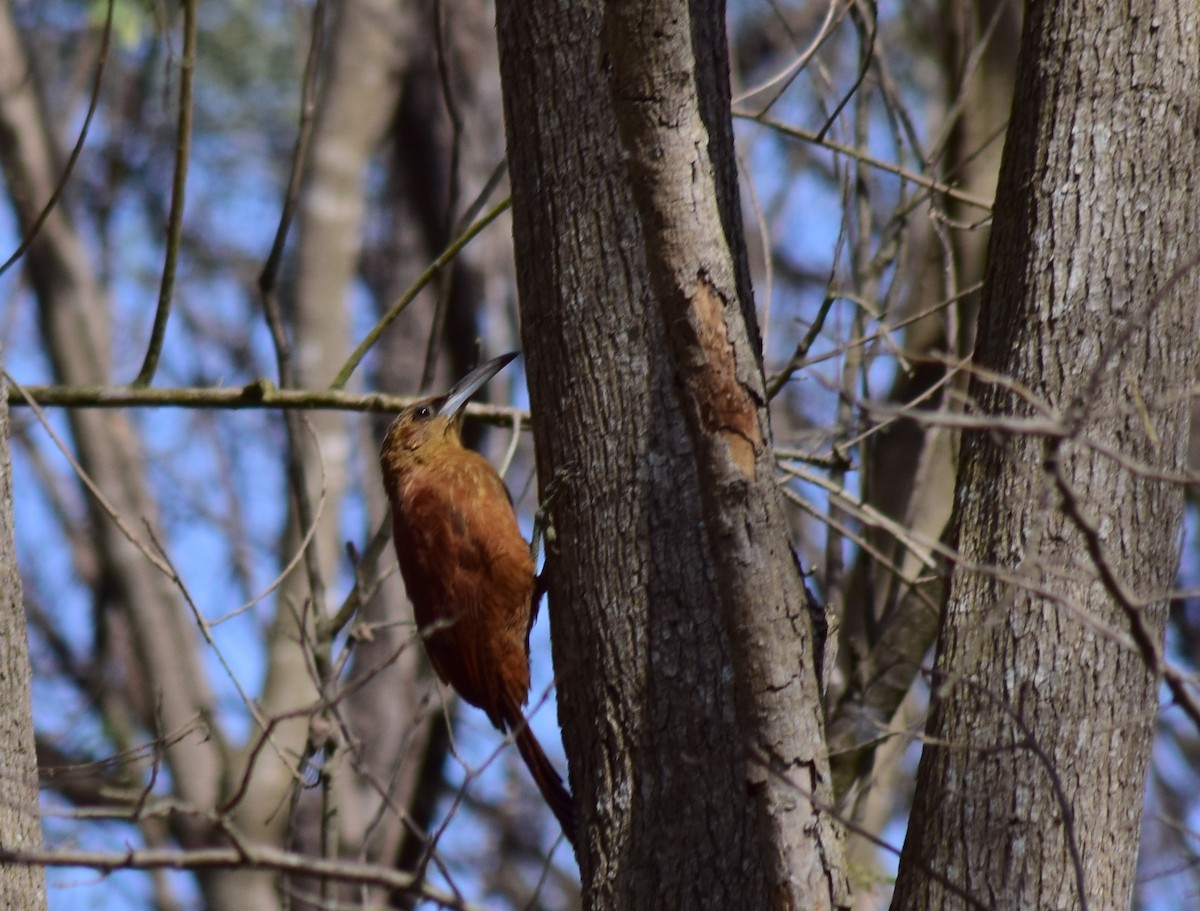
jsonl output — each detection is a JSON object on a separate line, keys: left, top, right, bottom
{"left": 380, "top": 352, "right": 518, "bottom": 478}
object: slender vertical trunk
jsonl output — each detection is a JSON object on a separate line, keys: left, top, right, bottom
{"left": 0, "top": 359, "right": 48, "bottom": 911}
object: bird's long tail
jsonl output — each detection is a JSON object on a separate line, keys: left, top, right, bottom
{"left": 502, "top": 697, "right": 576, "bottom": 847}
{"left": 514, "top": 724, "right": 577, "bottom": 846}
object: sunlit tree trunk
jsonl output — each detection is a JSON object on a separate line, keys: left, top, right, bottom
{"left": 270, "top": 2, "right": 419, "bottom": 907}
{"left": 0, "top": 362, "right": 46, "bottom": 910}
{"left": 893, "top": 1, "right": 1200, "bottom": 907}
{"left": 496, "top": 0, "right": 848, "bottom": 905}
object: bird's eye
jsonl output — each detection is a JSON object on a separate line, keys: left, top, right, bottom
{"left": 414, "top": 405, "right": 433, "bottom": 420}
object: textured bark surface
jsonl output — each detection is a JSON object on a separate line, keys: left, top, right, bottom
{"left": 602, "top": 0, "right": 848, "bottom": 906}
{"left": 496, "top": 0, "right": 774, "bottom": 906}
{"left": 893, "top": 2, "right": 1200, "bottom": 908}
{"left": 0, "top": 363, "right": 46, "bottom": 911}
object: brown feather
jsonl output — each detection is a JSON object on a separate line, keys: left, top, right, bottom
{"left": 381, "top": 378, "right": 576, "bottom": 846}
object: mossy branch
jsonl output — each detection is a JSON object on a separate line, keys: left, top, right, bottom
{"left": 3, "top": 378, "right": 530, "bottom": 428}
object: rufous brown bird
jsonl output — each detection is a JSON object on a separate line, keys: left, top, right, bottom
{"left": 379, "top": 353, "right": 575, "bottom": 846}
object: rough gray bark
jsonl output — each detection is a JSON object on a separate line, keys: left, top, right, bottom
{"left": 0, "top": 362, "right": 46, "bottom": 911}
{"left": 495, "top": 0, "right": 774, "bottom": 907}
{"left": 497, "top": 0, "right": 850, "bottom": 906}
{"left": 602, "top": 0, "right": 848, "bottom": 905}
{"left": 893, "top": 1, "right": 1200, "bottom": 908}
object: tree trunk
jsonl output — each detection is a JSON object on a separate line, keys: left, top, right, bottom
{"left": 0, "top": 360, "right": 46, "bottom": 911}
{"left": 893, "top": 2, "right": 1200, "bottom": 908}
{"left": 260, "top": 2, "right": 428, "bottom": 907}
{"left": 496, "top": 0, "right": 847, "bottom": 906}
{"left": 602, "top": 0, "right": 848, "bottom": 904}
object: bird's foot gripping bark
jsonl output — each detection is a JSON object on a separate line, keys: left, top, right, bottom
{"left": 529, "top": 463, "right": 577, "bottom": 635}
{"left": 530, "top": 462, "right": 577, "bottom": 563}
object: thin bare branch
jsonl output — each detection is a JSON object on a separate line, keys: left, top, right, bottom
{"left": 133, "top": 0, "right": 197, "bottom": 386}
{"left": 0, "top": 844, "right": 489, "bottom": 911}
{"left": 0, "top": 0, "right": 112, "bottom": 278}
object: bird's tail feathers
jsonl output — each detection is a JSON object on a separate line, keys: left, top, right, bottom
{"left": 502, "top": 696, "right": 577, "bottom": 847}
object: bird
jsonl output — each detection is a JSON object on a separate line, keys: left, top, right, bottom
{"left": 379, "top": 352, "right": 576, "bottom": 846}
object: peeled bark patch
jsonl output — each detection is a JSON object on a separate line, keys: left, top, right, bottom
{"left": 688, "top": 275, "right": 762, "bottom": 479}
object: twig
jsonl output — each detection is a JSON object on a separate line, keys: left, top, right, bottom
{"left": 133, "top": 0, "right": 197, "bottom": 386}
{"left": 331, "top": 197, "right": 512, "bottom": 390}
{"left": 0, "top": 844, "right": 488, "bottom": 911}
{"left": 1050, "top": 462, "right": 1200, "bottom": 733}
{"left": 4, "top": 380, "right": 529, "bottom": 426}
{"left": 0, "top": 0, "right": 113, "bottom": 277}
{"left": 739, "top": 112, "right": 993, "bottom": 212}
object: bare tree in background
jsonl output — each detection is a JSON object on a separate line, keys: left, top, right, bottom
{"left": 825, "top": 4, "right": 1020, "bottom": 903}
{"left": 1, "top": 0, "right": 554, "bottom": 907}
{"left": 2, "top": 0, "right": 1200, "bottom": 909}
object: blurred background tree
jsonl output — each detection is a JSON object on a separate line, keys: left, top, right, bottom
{"left": 1, "top": 0, "right": 1197, "bottom": 908}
